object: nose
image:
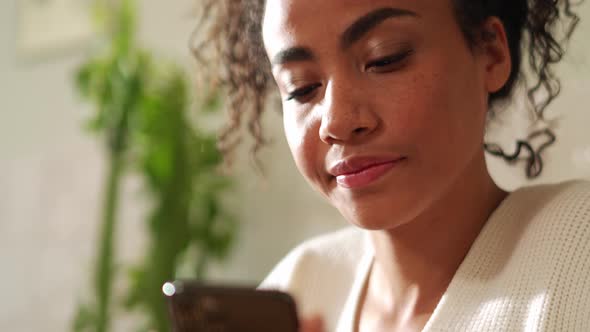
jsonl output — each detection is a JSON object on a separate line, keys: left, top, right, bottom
{"left": 319, "top": 80, "right": 379, "bottom": 145}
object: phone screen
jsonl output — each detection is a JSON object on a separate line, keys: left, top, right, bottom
{"left": 163, "top": 281, "right": 299, "bottom": 332}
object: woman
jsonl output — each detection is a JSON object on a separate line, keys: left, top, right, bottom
{"left": 197, "top": 0, "right": 589, "bottom": 331}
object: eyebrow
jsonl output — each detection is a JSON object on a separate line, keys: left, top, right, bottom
{"left": 272, "top": 46, "right": 315, "bottom": 66}
{"left": 271, "top": 7, "right": 418, "bottom": 66}
{"left": 340, "top": 7, "right": 418, "bottom": 50}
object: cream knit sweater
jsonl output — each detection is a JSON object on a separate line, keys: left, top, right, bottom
{"left": 260, "top": 180, "right": 590, "bottom": 331}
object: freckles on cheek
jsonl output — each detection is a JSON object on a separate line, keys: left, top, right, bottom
{"left": 383, "top": 75, "right": 438, "bottom": 136}
{"left": 411, "top": 72, "right": 452, "bottom": 124}
{"left": 387, "top": 74, "right": 459, "bottom": 163}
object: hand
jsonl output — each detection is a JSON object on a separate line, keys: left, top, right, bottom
{"left": 300, "top": 316, "right": 324, "bottom": 332}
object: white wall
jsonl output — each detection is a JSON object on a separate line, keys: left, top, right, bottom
{"left": 0, "top": 1, "right": 588, "bottom": 331}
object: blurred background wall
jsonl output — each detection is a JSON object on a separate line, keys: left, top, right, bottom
{"left": 0, "top": 0, "right": 588, "bottom": 331}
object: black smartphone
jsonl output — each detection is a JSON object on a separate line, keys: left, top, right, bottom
{"left": 163, "top": 280, "right": 299, "bottom": 332}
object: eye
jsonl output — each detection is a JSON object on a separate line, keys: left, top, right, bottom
{"left": 365, "top": 49, "right": 413, "bottom": 73}
{"left": 286, "top": 83, "right": 322, "bottom": 103}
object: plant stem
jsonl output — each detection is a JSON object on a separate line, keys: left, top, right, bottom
{"left": 95, "top": 149, "right": 124, "bottom": 332}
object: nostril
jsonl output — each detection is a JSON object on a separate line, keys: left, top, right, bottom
{"left": 353, "top": 127, "right": 368, "bottom": 134}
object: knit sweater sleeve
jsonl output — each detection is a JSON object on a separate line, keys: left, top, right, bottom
{"left": 423, "top": 180, "right": 590, "bottom": 332}
{"left": 540, "top": 180, "right": 590, "bottom": 330}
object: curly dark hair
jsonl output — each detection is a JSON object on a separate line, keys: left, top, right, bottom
{"left": 193, "top": 0, "right": 582, "bottom": 178}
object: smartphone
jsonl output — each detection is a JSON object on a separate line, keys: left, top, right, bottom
{"left": 163, "top": 280, "right": 299, "bottom": 332}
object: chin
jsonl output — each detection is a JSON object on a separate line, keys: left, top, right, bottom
{"left": 339, "top": 204, "right": 415, "bottom": 231}
{"left": 335, "top": 188, "right": 435, "bottom": 232}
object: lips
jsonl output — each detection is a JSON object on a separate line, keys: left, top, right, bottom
{"left": 328, "top": 156, "right": 406, "bottom": 189}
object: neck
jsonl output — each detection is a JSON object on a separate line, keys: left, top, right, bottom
{"left": 367, "top": 152, "right": 507, "bottom": 320}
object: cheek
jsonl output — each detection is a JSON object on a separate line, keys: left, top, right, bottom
{"left": 374, "top": 55, "right": 487, "bottom": 172}
{"left": 410, "top": 59, "right": 485, "bottom": 144}
{"left": 418, "top": 74, "right": 487, "bottom": 181}
{"left": 283, "top": 112, "right": 304, "bottom": 155}
{"left": 372, "top": 71, "right": 449, "bottom": 149}
{"left": 283, "top": 112, "right": 323, "bottom": 187}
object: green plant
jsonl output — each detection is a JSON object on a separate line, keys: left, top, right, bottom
{"left": 72, "top": 1, "right": 236, "bottom": 331}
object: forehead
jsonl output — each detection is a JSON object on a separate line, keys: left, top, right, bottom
{"left": 262, "top": 0, "right": 445, "bottom": 56}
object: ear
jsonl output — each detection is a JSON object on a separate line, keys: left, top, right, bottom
{"left": 479, "top": 17, "right": 512, "bottom": 94}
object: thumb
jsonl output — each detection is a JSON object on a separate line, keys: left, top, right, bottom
{"left": 300, "top": 316, "right": 324, "bottom": 332}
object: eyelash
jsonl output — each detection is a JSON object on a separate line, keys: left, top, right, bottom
{"left": 285, "top": 49, "right": 413, "bottom": 103}
{"left": 365, "top": 49, "right": 413, "bottom": 72}
{"left": 286, "top": 83, "right": 322, "bottom": 102}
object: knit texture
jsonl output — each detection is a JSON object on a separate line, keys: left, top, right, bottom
{"left": 260, "top": 180, "right": 590, "bottom": 332}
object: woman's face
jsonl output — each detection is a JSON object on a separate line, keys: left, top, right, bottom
{"left": 263, "top": 0, "right": 503, "bottom": 230}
